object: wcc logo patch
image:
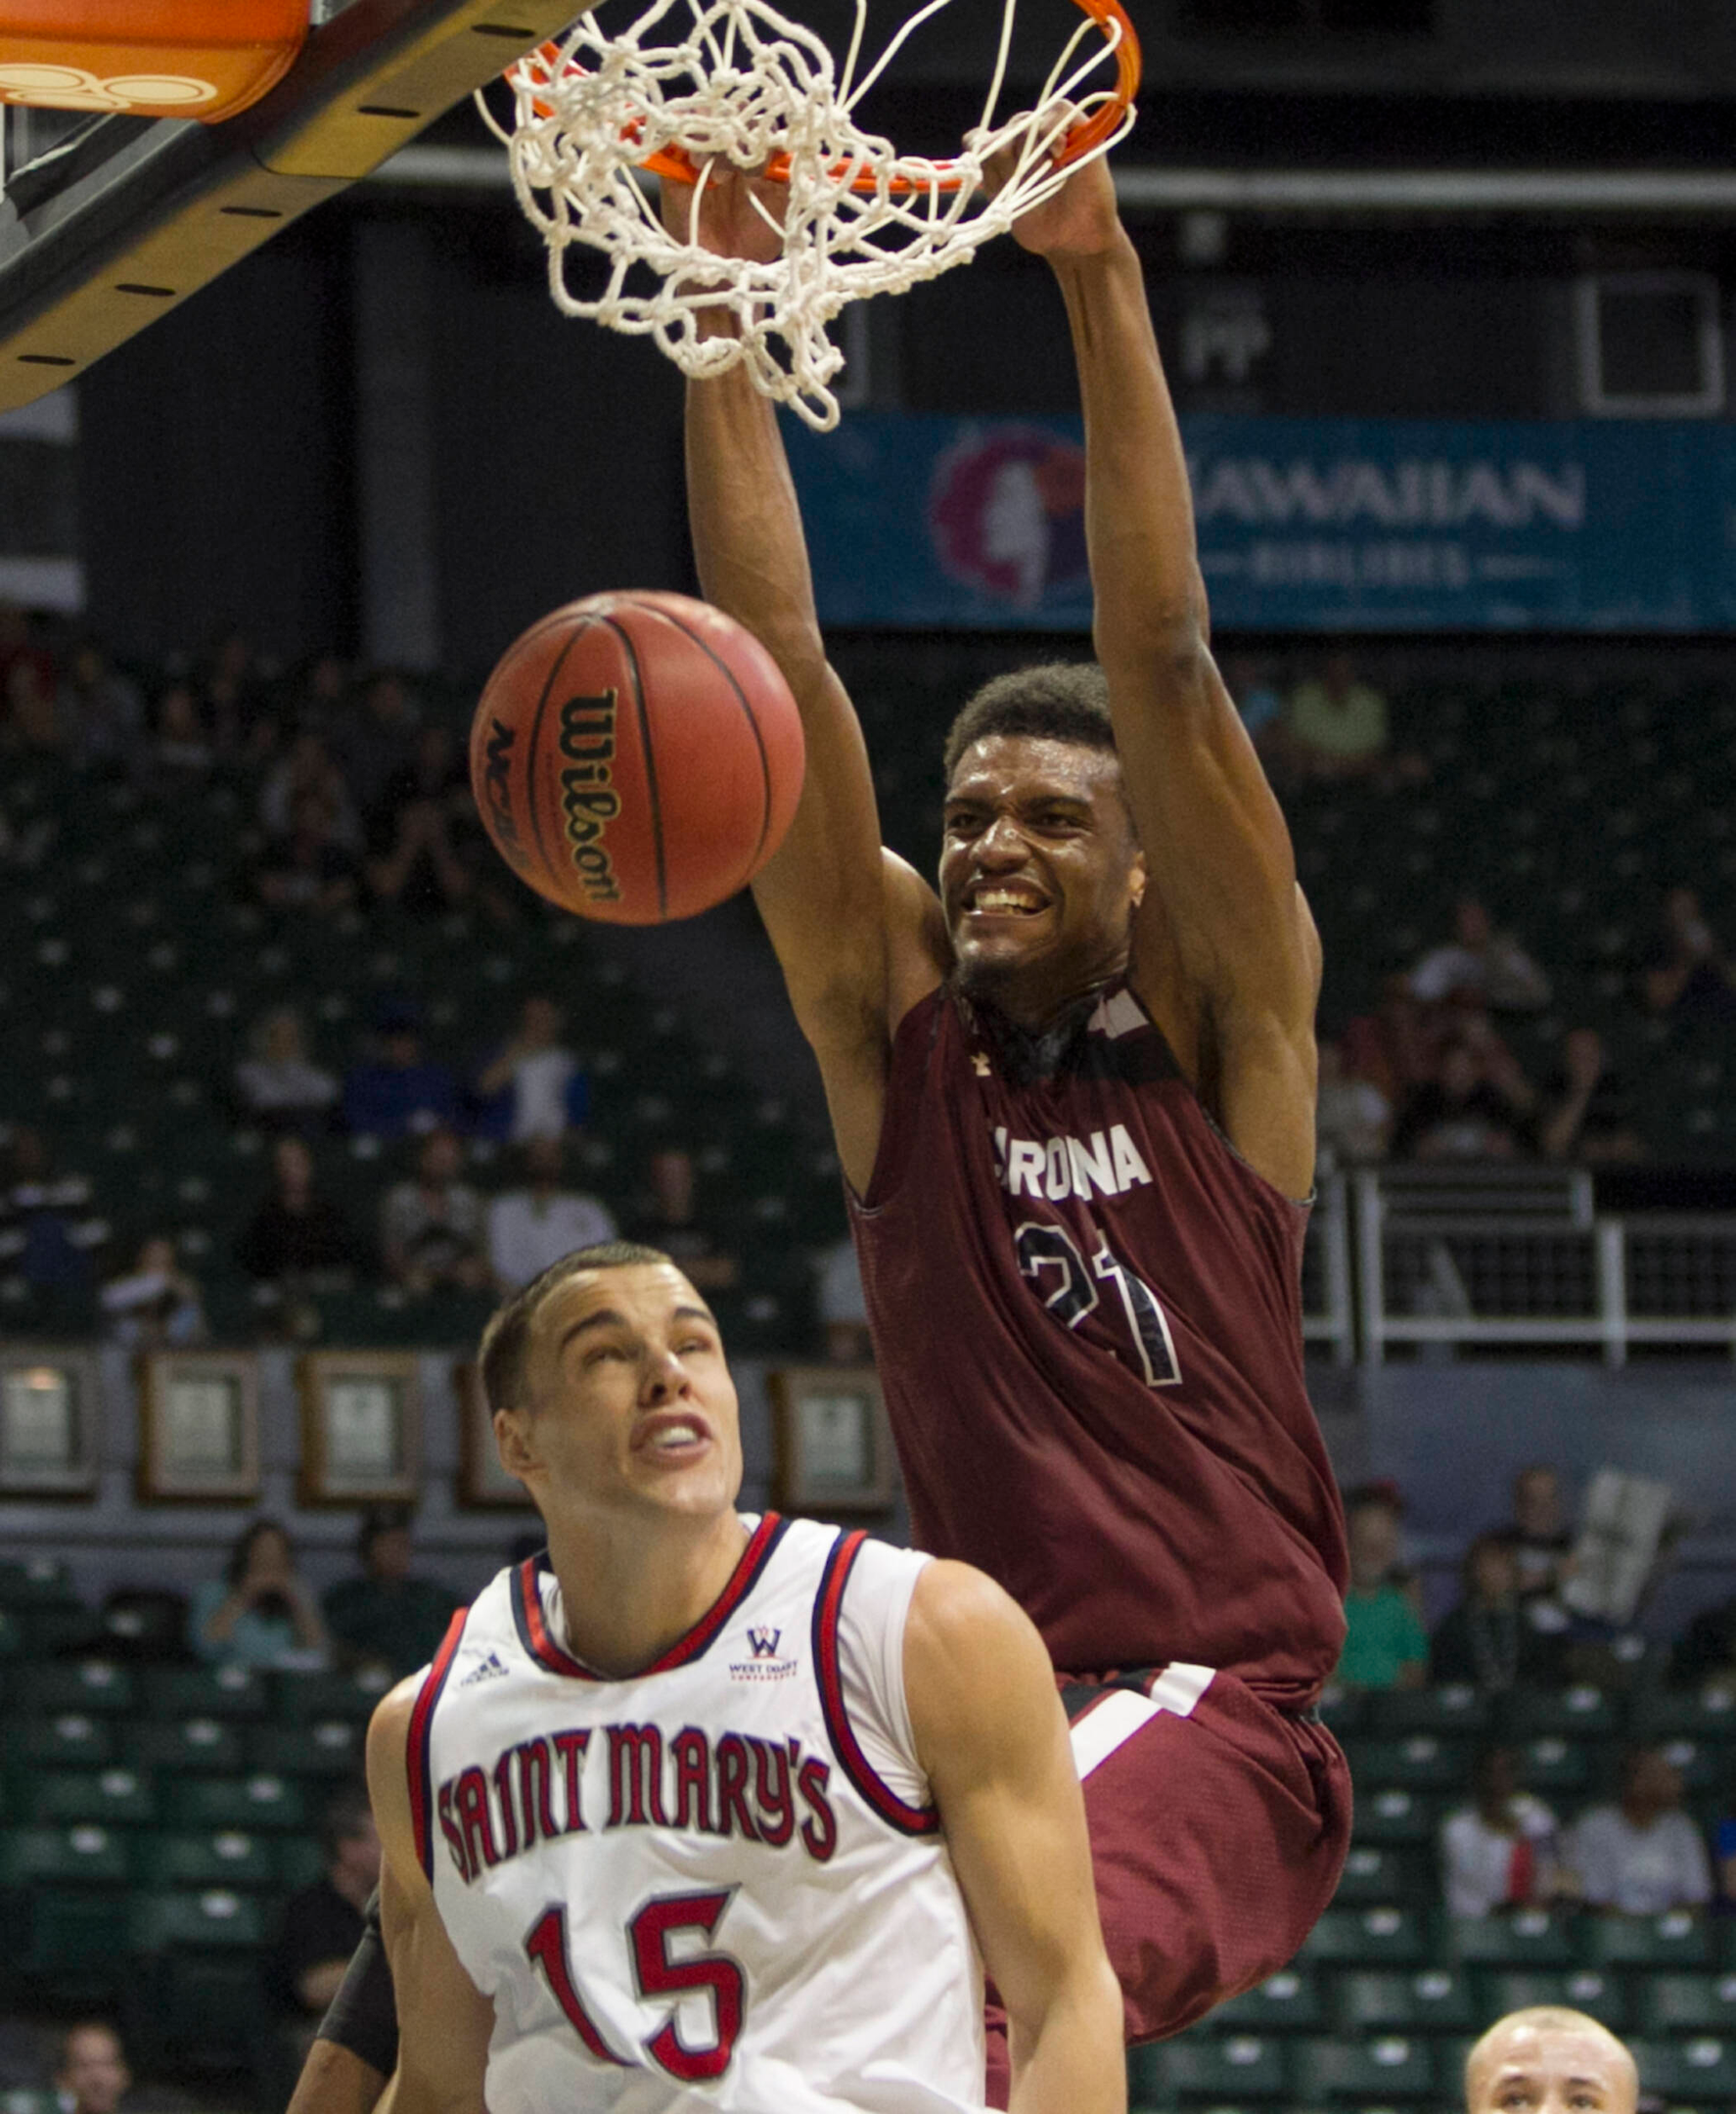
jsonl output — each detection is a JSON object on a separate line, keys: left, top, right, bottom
{"left": 730, "top": 1624, "right": 799, "bottom": 1682}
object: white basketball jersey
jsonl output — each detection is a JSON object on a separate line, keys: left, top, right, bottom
{"left": 411, "top": 1514, "right": 986, "bottom": 2114}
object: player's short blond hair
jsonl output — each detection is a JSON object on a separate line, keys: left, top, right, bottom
{"left": 1464, "top": 2006, "right": 1637, "bottom": 2112}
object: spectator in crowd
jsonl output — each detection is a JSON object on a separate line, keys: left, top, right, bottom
{"left": 381, "top": 1126, "right": 487, "bottom": 1294}
{"left": 1392, "top": 1036, "right": 1534, "bottom": 1160}
{"left": 815, "top": 1236, "right": 873, "bottom": 1364}
{"left": 236, "top": 1137, "right": 367, "bottom": 1285}
{"left": 1539, "top": 1028, "right": 1644, "bottom": 1164}
{"left": 1315, "top": 1036, "right": 1393, "bottom": 1165}
{"left": 63, "top": 641, "right": 144, "bottom": 774}
{"left": 1337, "top": 1486, "right": 1429, "bottom": 1691}
{"left": 252, "top": 792, "right": 361, "bottom": 918}
{"left": 470, "top": 994, "right": 590, "bottom": 1142}
{"left": 7, "top": 652, "right": 62, "bottom": 753}
{"left": 265, "top": 1782, "right": 379, "bottom": 2064}
{"left": 1494, "top": 1464, "right": 1577, "bottom": 1603}
{"left": 485, "top": 1134, "right": 617, "bottom": 1294}
{"left": 1439, "top": 1746, "right": 1569, "bottom": 1917}
{"left": 629, "top": 1144, "right": 740, "bottom": 1292}
{"left": 1667, "top": 1592, "right": 1736, "bottom": 1692}
{"left": 321, "top": 1509, "right": 455, "bottom": 1680}
{"left": 1566, "top": 1746, "right": 1713, "bottom": 1915}
{"left": 51, "top": 2021, "right": 130, "bottom": 2114}
{"left": 259, "top": 732, "right": 362, "bottom": 854}
{"left": 342, "top": 668, "right": 420, "bottom": 821}
{"left": 1431, "top": 1534, "right": 1565, "bottom": 1691}
{"left": 1642, "top": 888, "right": 1736, "bottom": 1025}
{"left": 2, "top": 1126, "right": 95, "bottom": 1311}
{"left": 1283, "top": 651, "right": 1397, "bottom": 779}
{"left": 191, "top": 1519, "right": 328, "bottom": 1669}
{"left": 234, "top": 1006, "right": 341, "bottom": 1131}
{"left": 287, "top": 651, "right": 352, "bottom": 747}
{"left": 100, "top": 1235, "right": 205, "bottom": 1350}
{"left": 1342, "top": 974, "right": 1440, "bottom": 1114}
{"left": 343, "top": 1003, "right": 459, "bottom": 1139}
{"left": 366, "top": 724, "right": 476, "bottom": 916}
{"left": 1409, "top": 896, "right": 1553, "bottom": 1012}
{"left": 144, "top": 681, "right": 212, "bottom": 784}
{"left": 0, "top": 602, "right": 57, "bottom": 713}
{"left": 200, "top": 626, "right": 263, "bottom": 756}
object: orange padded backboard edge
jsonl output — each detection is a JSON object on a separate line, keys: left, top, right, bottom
{"left": 0, "top": 0, "right": 307, "bottom": 121}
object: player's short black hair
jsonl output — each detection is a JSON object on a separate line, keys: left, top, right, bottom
{"left": 941, "top": 663, "right": 1117, "bottom": 783}
{"left": 479, "top": 1241, "right": 677, "bottom": 1416}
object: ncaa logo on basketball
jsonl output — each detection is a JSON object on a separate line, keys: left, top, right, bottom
{"left": 480, "top": 719, "right": 526, "bottom": 866}
{"left": 557, "top": 691, "right": 622, "bottom": 905}
{"left": 731, "top": 1624, "right": 798, "bottom": 1681}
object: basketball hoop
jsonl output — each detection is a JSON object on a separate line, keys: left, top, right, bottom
{"left": 481, "top": 0, "right": 1140, "bottom": 432}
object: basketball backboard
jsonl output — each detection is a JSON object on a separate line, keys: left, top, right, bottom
{"left": 0, "top": 0, "right": 575, "bottom": 411}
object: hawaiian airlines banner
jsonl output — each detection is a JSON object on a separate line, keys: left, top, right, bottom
{"left": 783, "top": 413, "right": 1736, "bottom": 632}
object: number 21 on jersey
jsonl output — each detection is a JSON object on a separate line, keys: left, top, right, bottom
{"left": 1014, "top": 1220, "right": 1183, "bottom": 1388}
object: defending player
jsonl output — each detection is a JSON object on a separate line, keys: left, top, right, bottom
{"left": 666, "top": 123, "right": 1350, "bottom": 2090}
{"left": 1464, "top": 2008, "right": 1638, "bottom": 2114}
{"left": 369, "top": 1241, "right": 1122, "bottom": 2114}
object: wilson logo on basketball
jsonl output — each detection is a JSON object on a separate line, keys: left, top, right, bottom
{"left": 557, "top": 691, "right": 622, "bottom": 904}
{"left": 480, "top": 719, "right": 526, "bottom": 866}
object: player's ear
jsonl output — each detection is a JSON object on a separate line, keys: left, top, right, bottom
{"left": 1127, "top": 848, "right": 1148, "bottom": 911}
{"left": 494, "top": 1403, "right": 540, "bottom": 1482}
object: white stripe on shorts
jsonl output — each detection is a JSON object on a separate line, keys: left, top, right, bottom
{"left": 1068, "top": 1663, "right": 1216, "bottom": 1781}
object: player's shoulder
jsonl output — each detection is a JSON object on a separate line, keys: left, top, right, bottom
{"left": 904, "top": 1560, "right": 1038, "bottom": 1680}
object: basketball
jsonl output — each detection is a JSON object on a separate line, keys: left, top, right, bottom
{"left": 469, "top": 589, "right": 805, "bottom": 924}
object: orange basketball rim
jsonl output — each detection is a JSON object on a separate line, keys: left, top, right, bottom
{"left": 514, "top": 0, "right": 1141, "bottom": 195}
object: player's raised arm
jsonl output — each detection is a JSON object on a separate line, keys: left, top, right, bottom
{"left": 364, "top": 1683, "right": 493, "bottom": 2114}
{"left": 1004, "top": 147, "right": 1320, "bottom": 1199}
{"left": 664, "top": 170, "right": 947, "bottom": 1192}
{"left": 905, "top": 1563, "right": 1126, "bottom": 2114}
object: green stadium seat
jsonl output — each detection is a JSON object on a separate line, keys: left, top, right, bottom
{"left": 1316, "top": 1689, "right": 1368, "bottom": 1740}
{"left": 1345, "top": 1735, "right": 1474, "bottom": 1791}
{"left": 1497, "top": 1686, "right": 1621, "bottom": 1741}
{"left": 1629, "top": 1690, "right": 1736, "bottom": 1744}
{"left": 134, "top": 1830, "right": 277, "bottom": 1889}
{"left": 1577, "top": 1910, "right": 1711, "bottom": 1971}
{"left": 1133, "top": 2034, "right": 1289, "bottom": 2103}
{"left": 0, "top": 1613, "right": 22, "bottom": 1659}
{"left": 274, "top": 1667, "right": 394, "bottom": 1725}
{"left": 1209, "top": 1966, "right": 1327, "bottom": 2035}
{"left": 275, "top": 1836, "right": 326, "bottom": 1891}
{"left": 162, "top": 1772, "right": 307, "bottom": 1832}
{"left": 1441, "top": 1908, "right": 1577, "bottom": 1967}
{"left": 29, "top": 1767, "right": 157, "bottom": 1826}
{"left": 1628, "top": 2035, "right": 1736, "bottom": 2104}
{"left": 1333, "top": 1845, "right": 1432, "bottom": 1907}
{"left": 127, "top": 1886, "right": 268, "bottom": 1953}
{"left": 1291, "top": 2033, "right": 1437, "bottom": 2102}
{"left": 246, "top": 1719, "right": 364, "bottom": 1778}
{"left": 1332, "top": 1966, "right": 1479, "bottom": 2036}
{"left": 1655, "top": 1737, "right": 1729, "bottom": 1795}
{"left": 1634, "top": 1974, "right": 1736, "bottom": 2037}
{"left": 3, "top": 1713, "right": 115, "bottom": 1770}
{"left": 138, "top": 1663, "right": 271, "bottom": 1721}
{"left": 120, "top": 1718, "right": 248, "bottom": 1774}
{"left": 1480, "top": 1969, "right": 1629, "bottom": 2035}
{"left": 1299, "top": 1906, "right": 1430, "bottom": 1966}
{"left": 12, "top": 1661, "right": 135, "bottom": 1715}
{"left": 15, "top": 1888, "right": 132, "bottom": 1979}
{"left": 1368, "top": 1685, "right": 1492, "bottom": 1739}
{"left": 1515, "top": 1735, "right": 1596, "bottom": 1793}
{"left": 1350, "top": 1787, "right": 1443, "bottom": 1846}
{"left": 0, "top": 1823, "right": 131, "bottom": 1885}
{"left": 0, "top": 1558, "right": 78, "bottom": 1607}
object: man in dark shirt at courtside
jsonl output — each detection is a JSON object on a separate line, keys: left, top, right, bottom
{"left": 267, "top": 1784, "right": 380, "bottom": 2066}
{"left": 320, "top": 1509, "right": 454, "bottom": 1680}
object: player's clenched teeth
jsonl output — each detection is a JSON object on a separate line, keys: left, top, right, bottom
{"left": 966, "top": 885, "right": 1048, "bottom": 915}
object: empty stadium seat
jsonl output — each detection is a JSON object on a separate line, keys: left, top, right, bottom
{"left": 1134, "top": 2034, "right": 1289, "bottom": 2103}
{"left": 1627, "top": 2035, "right": 1736, "bottom": 2104}
{"left": 1299, "top": 1907, "right": 1431, "bottom": 1966}
{"left": 134, "top": 1830, "right": 277, "bottom": 1890}
{"left": 138, "top": 1664, "right": 269, "bottom": 1720}
{"left": 1209, "top": 1967, "right": 1327, "bottom": 2036}
{"left": 1346, "top": 1735, "right": 1475, "bottom": 1791}
{"left": 1332, "top": 1966, "right": 1478, "bottom": 2036}
{"left": 1441, "top": 1908, "right": 1577, "bottom": 1968}
{"left": 1480, "top": 1968, "right": 1629, "bottom": 2035}
{"left": 1291, "top": 2033, "right": 1438, "bottom": 2102}
{"left": 29, "top": 1767, "right": 156, "bottom": 1827}
{"left": 120, "top": 1718, "right": 248, "bottom": 1774}
{"left": 1577, "top": 1910, "right": 1711, "bottom": 1971}
{"left": 1350, "top": 1787, "right": 1443, "bottom": 1846}
{"left": 1332, "top": 1845, "right": 1433, "bottom": 1907}
{"left": 1634, "top": 1973, "right": 1736, "bottom": 2037}
{"left": 162, "top": 1772, "right": 307, "bottom": 1832}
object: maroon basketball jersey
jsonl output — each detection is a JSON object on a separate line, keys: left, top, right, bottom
{"left": 848, "top": 981, "right": 1348, "bottom": 1706}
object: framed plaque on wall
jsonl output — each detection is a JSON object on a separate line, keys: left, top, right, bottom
{"left": 138, "top": 1352, "right": 260, "bottom": 1501}
{"left": 0, "top": 1348, "right": 101, "bottom": 1496}
{"left": 297, "top": 1353, "right": 421, "bottom": 1504}
{"left": 767, "top": 1364, "right": 897, "bottom": 1515}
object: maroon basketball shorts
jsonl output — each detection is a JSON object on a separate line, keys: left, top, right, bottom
{"left": 982, "top": 1662, "right": 1351, "bottom": 2109}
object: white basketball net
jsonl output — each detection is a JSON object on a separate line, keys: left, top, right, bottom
{"left": 483, "top": 0, "right": 1136, "bottom": 431}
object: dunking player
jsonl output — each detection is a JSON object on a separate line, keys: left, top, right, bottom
{"left": 365, "top": 1243, "right": 1122, "bottom": 2114}
{"left": 667, "top": 120, "right": 1350, "bottom": 2094}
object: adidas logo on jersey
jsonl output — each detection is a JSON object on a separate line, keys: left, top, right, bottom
{"left": 459, "top": 1650, "right": 510, "bottom": 1687}
{"left": 730, "top": 1624, "right": 799, "bottom": 1681}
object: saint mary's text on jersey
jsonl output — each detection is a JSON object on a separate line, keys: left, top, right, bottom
{"left": 438, "top": 1723, "right": 838, "bottom": 1883}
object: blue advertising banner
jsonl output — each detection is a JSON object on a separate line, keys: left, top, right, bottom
{"left": 783, "top": 413, "right": 1736, "bottom": 633}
